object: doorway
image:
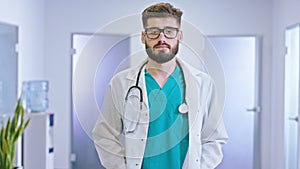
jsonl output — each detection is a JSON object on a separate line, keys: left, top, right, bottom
{"left": 284, "top": 24, "right": 300, "bottom": 169}
{"left": 71, "top": 33, "right": 130, "bottom": 169}
{"left": 209, "top": 36, "right": 261, "bottom": 169}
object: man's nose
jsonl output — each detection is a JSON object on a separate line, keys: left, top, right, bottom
{"left": 157, "top": 32, "right": 167, "bottom": 41}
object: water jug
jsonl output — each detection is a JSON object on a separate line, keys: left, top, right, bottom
{"left": 23, "top": 80, "right": 49, "bottom": 112}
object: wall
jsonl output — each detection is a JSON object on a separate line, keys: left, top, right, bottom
{"left": 0, "top": 0, "right": 45, "bottom": 87}
{"left": 44, "top": 0, "right": 272, "bottom": 168}
{"left": 0, "top": 0, "right": 45, "bottom": 167}
{"left": 271, "top": 0, "right": 300, "bottom": 168}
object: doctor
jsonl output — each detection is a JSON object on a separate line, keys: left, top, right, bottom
{"left": 92, "top": 2, "right": 228, "bottom": 169}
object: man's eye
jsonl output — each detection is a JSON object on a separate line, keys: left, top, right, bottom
{"left": 149, "top": 30, "right": 159, "bottom": 34}
{"left": 166, "top": 28, "right": 176, "bottom": 33}
{"left": 165, "top": 30, "right": 173, "bottom": 34}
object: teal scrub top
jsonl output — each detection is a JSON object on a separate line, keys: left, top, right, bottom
{"left": 142, "top": 65, "right": 189, "bottom": 169}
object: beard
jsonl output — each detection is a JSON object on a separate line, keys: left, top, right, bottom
{"left": 145, "top": 41, "right": 179, "bottom": 64}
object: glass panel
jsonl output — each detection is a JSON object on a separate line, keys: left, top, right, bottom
{"left": 210, "top": 37, "right": 257, "bottom": 169}
{"left": 0, "top": 22, "right": 18, "bottom": 116}
{"left": 284, "top": 24, "right": 300, "bottom": 169}
{"left": 72, "top": 34, "right": 130, "bottom": 169}
{"left": 0, "top": 22, "right": 19, "bottom": 167}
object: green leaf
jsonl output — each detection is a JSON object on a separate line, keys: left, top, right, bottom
{"left": 0, "top": 98, "right": 30, "bottom": 169}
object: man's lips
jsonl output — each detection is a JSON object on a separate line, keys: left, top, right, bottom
{"left": 154, "top": 43, "right": 170, "bottom": 49}
{"left": 155, "top": 45, "right": 169, "bottom": 49}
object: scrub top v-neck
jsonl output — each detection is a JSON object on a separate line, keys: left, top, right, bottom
{"left": 142, "top": 65, "right": 189, "bottom": 169}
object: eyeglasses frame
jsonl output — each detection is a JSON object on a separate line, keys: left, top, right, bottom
{"left": 144, "top": 26, "right": 180, "bottom": 39}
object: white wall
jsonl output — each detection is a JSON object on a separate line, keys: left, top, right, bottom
{"left": 44, "top": 0, "right": 273, "bottom": 168}
{"left": 0, "top": 0, "right": 45, "bottom": 88}
{"left": 0, "top": 0, "right": 45, "bottom": 167}
{"left": 271, "top": 0, "right": 300, "bottom": 169}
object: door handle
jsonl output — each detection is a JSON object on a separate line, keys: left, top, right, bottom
{"left": 246, "top": 106, "right": 261, "bottom": 113}
{"left": 289, "top": 116, "right": 299, "bottom": 122}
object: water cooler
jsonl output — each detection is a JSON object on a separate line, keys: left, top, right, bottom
{"left": 23, "top": 113, "right": 54, "bottom": 169}
{"left": 22, "top": 80, "right": 54, "bottom": 169}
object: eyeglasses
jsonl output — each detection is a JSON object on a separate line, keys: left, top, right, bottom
{"left": 144, "top": 27, "right": 179, "bottom": 39}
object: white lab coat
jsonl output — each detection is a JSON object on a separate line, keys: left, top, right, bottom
{"left": 92, "top": 58, "right": 228, "bottom": 169}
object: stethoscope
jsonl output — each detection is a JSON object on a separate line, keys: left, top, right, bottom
{"left": 125, "top": 60, "right": 188, "bottom": 114}
{"left": 124, "top": 60, "right": 189, "bottom": 133}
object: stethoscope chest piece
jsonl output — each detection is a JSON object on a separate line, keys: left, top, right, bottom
{"left": 178, "top": 102, "right": 189, "bottom": 114}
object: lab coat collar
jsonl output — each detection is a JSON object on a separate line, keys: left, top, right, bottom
{"left": 176, "top": 58, "right": 203, "bottom": 77}
{"left": 125, "top": 60, "right": 149, "bottom": 109}
{"left": 125, "top": 59, "right": 148, "bottom": 81}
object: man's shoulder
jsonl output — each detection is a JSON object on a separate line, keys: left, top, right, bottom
{"left": 181, "top": 60, "right": 213, "bottom": 83}
{"left": 110, "top": 65, "right": 139, "bottom": 82}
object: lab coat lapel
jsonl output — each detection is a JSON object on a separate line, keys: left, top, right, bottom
{"left": 177, "top": 59, "right": 200, "bottom": 126}
{"left": 125, "top": 61, "right": 149, "bottom": 119}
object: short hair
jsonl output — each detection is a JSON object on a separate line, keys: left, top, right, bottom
{"left": 142, "top": 2, "right": 183, "bottom": 28}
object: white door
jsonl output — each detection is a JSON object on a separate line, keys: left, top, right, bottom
{"left": 210, "top": 36, "right": 260, "bottom": 169}
{"left": 284, "top": 24, "right": 300, "bottom": 169}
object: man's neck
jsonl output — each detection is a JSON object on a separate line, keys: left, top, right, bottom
{"left": 146, "top": 58, "right": 177, "bottom": 88}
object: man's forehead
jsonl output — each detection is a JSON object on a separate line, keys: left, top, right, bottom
{"left": 146, "top": 17, "right": 179, "bottom": 27}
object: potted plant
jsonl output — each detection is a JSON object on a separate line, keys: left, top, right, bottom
{"left": 0, "top": 99, "right": 30, "bottom": 169}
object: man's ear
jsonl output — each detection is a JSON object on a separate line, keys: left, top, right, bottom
{"left": 178, "top": 31, "right": 183, "bottom": 42}
{"left": 141, "top": 32, "right": 146, "bottom": 44}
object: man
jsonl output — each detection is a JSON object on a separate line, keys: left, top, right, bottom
{"left": 92, "top": 2, "right": 228, "bottom": 169}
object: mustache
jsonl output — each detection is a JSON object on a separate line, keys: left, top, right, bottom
{"left": 153, "top": 41, "right": 171, "bottom": 49}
